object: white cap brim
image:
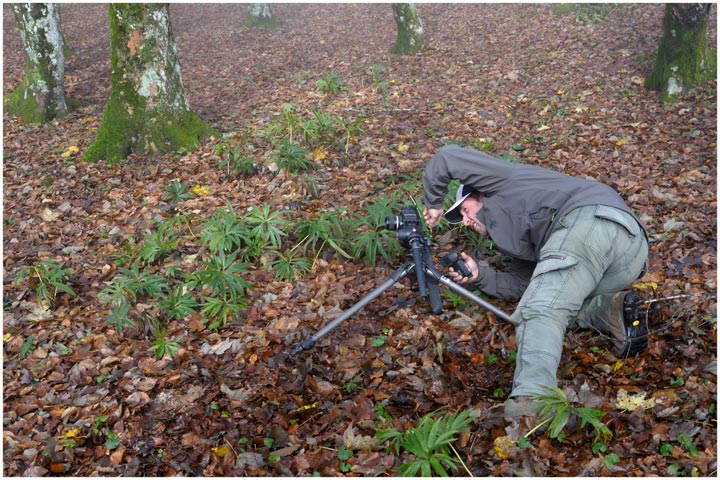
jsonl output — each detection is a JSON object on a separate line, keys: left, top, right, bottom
{"left": 444, "top": 184, "right": 472, "bottom": 224}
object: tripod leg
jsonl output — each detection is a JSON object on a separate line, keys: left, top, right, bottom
{"left": 290, "top": 263, "right": 415, "bottom": 355}
{"left": 426, "top": 266, "right": 517, "bottom": 325}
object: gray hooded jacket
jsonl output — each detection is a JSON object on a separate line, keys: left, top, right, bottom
{"left": 423, "top": 144, "right": 647, "bottom": 298}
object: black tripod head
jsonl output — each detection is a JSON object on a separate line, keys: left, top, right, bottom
{"left": 385, "top": 205, "right": 442, "bottom": 313}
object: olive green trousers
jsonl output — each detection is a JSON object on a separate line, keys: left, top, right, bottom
{"left": 509, "top": 205, "right": 648, "bottom": 397}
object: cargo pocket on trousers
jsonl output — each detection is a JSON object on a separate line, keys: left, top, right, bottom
{"left": 518, "top": 254, "right": 582, "bottom": 322}
{"left": 523, "top": 254, "right": 580, "bottom": 302}
{"left": 593, "top": 205, "right": 638, "bottom": 237}
{"left": 535, "top": 255, "right": 579, "bottom": 276}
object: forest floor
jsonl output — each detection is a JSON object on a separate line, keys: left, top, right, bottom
{"left": 2, "top": 3, "right": 717, "bottom": 477}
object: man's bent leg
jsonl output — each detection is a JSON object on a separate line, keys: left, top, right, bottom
{"left": 510, "top": 206, "right": 614, "bottom": 398}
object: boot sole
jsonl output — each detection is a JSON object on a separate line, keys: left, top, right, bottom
{"left": 619, "top": 291, "right": 648, "bottom": 356}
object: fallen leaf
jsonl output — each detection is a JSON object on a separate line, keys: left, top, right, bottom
{"left": 41, "top": 207, "right": 61, "bottom": 222}
{"left": 212, "top": 446, "right": 230, "bottom": 458}
{"left": 61, "top": 146, "right": 80, "bottom": 157}
{"left": 615, "top": 389, "right": 656, "bottom": 412}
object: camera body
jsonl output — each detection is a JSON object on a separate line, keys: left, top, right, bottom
{"left": 385, "top": 205, "right": 424, "bottom": 248}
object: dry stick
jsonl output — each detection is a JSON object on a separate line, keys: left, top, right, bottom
{"left": 643, "top": 292, "right": 714, "bottom": 304}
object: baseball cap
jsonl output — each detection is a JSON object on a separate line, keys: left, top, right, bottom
{"left": 444, "top": 184, "right": 473, "bottom": 224}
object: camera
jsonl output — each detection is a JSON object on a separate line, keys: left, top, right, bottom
{"left": 441, "top": 253, "right": 472, "bottom": 278}
{"left": 385, "top": 205, "right": 424, "bottom": 248}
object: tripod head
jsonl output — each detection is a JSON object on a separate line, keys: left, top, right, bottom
{"left": 385, "top": 205, "right": 442, "bottom": 313}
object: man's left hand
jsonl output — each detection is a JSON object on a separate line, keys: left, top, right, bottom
{"left": 423, "top": 207, "right": 443, "bottom": 228}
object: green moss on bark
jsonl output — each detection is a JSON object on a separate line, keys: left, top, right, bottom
{"left": 4, "top": 76, "right": 45, "bottom": 124}
{"left": 245, "top": 3, "right": 277, "bottom": 27}
{"left": 391, "top": 3, "right": 425, "bottom": 55}
{"left": 646, "top": 4, "right": 717, "bottom": 102}
{"left": 6, "top": 3, "right": 67, "bottom": 123}
{"left": 84, "top": 4, "right": 215, "bottom": 163}
{"left": 84, "top": 90, "right": 215, "bottom": 164}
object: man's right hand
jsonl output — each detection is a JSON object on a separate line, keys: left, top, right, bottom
{"left": 448, "top": 252, "right": 479, "bottom": 284}
{"left": 423, "top": 207, "right": 443, "bottom": 229}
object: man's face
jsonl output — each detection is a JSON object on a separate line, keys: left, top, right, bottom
{"left": 460, "top": 196, "right": 487, "bottom": 235}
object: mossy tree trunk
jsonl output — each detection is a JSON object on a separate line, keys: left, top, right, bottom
{"left": 4, "top": 3, "right": 67, "bottom": 124}
{"left": 246, "top": 4, "right": 275, "bottom": 27}
{"left": 391, "top": 3, "right": 424, "bottom": 55}
{"left": 646, "top": 4, "right": 717, "bottom": 102}
{"left": 84, "top": 4, "right": 214, "bottom": 163}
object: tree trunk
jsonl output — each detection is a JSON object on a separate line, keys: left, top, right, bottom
{"left": 4, "top": 3, "right": 67, "bottom": 124}
{"left": 391, "top": 3, "right": 424, "bottom": 55}
{"left": 84, "top": 4, "right": 214, "bottom": 163}
{"left": 246, "top": 4, "right": 275, "bottom": 26}
{"left": 646, "top": 4, "right": 717, "bottom": 101}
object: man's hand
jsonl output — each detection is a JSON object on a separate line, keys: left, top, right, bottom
{"left": 423, "top": 207, "right": 443, "bottom": 229}
{"left": 447, "top": 252, "right": 479, "bottom": 284}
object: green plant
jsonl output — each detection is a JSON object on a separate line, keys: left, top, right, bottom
{"left": 471, "top": 137, "right": 496, "bottom": 153}
{"left": 163, "top": 179, "right": 196, "bottom": 204}
{"left": 350, "top": 227, "right": 402, "bottom": 267}
{"left": 349, "top": 198, "right": 403, "bottom": 266}
{"left": 273, "top": 140, "right": 314, "bottom": 174}
{"left": 298, "top": 118, "right": 320, "bottom": 145}
{"left": 552, "top": 3, "right": 624, "bottom": 26}
{"left": 443, "top": 289, "right": 471, "bottom": 309}
{"left": 343, "top": 374, "right": 364, "bottom": 393}
{"left": 592, "top": 441, "right": 607, "bottom": 455}
{"left": 527, "top": 386, "right": 612, "bottom": 442}
{"left": 667, "top": 464, "right": 684, "bottom": 476}
{"left": 99, "top": 262, "right": 168, "bottom": 333}
{"left": 604, "top": 452, "right": 621, "bottom": 469}
{"left": 139, "top": 220, "right": 181, "bottom": 264}
{"left": 217, "top": 142, "right": 255, "bottom": 177}
{"left": 106, "top": 262, "right": 168, "bottom": 301}
{"left": 245, "top": 203, "right": 287, "bottom": 249}
{"left": 20, "top": 334, "right": 37, "bottom": 359}
{"left": 505, "top": 349, "right": 517, "bottom": 363}
{"left": 337, "top": 445, "right": 353, "bottom": 473}
{"left": 310, "top": 110, "right": 339, "bottom": 146}
{"left": 199, "top": 203, "right": 250, "bottom": 255}
{"left": 366, "top": 61, "right": 389, "bottom": 93}
{"left": 677, "top": 435, "right": 700, "bottom": 458}
{"left": 268, "top": 251, "right": 313, "bottom": 281}
{"left": 15, "top": 259, "right": 76, "bottom": 306}
{"left": 190, "top": 250, "right": 251, "bottom": 329}
{"left": 105, "top": 301, "right": 134, "bottom": 333}
{"left": 376, "top": 408, "right": 474, "bottom": 477}
{"left": 659, "top": 443, "right": 673, "bottom": 457}
{"left": 158, "top": 284, "right": 198, "bottom": 321}
{"left": 333, "top": 114, "right": 366, "bottom": 153}
{"left": 316, "top": 70, "right": 346, "bottom": 95}
{"left": 107, "top": 236, "right": 140, "bottom": 266}
{"left": 375, "top": 402, "right": 392, "bottom": 423}
{"left": 296, "top": 210, "right": 353, "bottom": 260}
{"left": 150, "top": 327, "right": 182, "bottom": 359}
{"left": 92, "top": 416, "right": 121, "bottom": 450}
{"left": 263, "top": 103, "right": 302, "bottom": 143}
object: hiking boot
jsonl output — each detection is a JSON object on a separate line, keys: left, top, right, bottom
{"left": 607, "top": 291, "right": 648, "bottom": 357}
{"left": 503, "top": 396, "right": 542, "bottom": 419}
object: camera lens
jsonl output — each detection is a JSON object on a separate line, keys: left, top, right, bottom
{"left": 384, "top": 215, "right": 402, "bottom": 231}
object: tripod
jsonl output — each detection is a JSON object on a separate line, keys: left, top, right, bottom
{"left": 290, "top": 243, "right": 514, "bottom": 355}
